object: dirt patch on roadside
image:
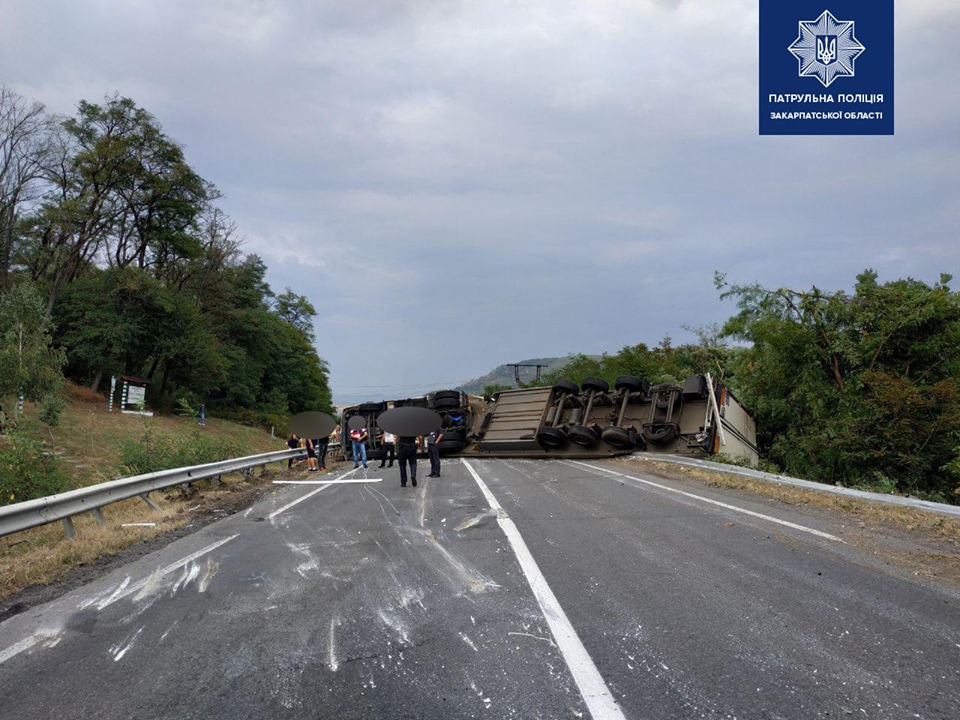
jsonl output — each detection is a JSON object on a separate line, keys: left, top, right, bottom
{"left": 614, "top": 456, "right": 960, "bottom": 592}
{"left": 0, "top": 461, "right": 343, "bottom": 623}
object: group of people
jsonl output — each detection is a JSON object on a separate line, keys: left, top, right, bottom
{"left": 285, "top": 432, "right": 331, "bottom": 472}
{"left": 349, "top": 426, "right": 444, "bottom": 488}
{"left": 285, "top": 424, "right": 445, "bottom": 488}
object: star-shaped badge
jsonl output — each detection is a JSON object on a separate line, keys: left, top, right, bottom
{"left": 788, "top": 10, "right": 865, "bottom": 88}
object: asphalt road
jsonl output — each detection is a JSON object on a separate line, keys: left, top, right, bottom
{"left": 0, "top": 457, "right": 957, "bottom": 719}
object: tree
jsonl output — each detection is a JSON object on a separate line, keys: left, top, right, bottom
{"left": 0, "top": 283, "right": 65, "bottom": 417}
{"left": 275, "top": 289, "right": 317, "bottom": 343}
{"left": 0, "top": 86, "right": 58, "bottom": 288}
{"left": 22, "top": 96, "right": 209, "bottom": 317}
{"left": 716, "top": 270, "right": 960, "bottom": 500}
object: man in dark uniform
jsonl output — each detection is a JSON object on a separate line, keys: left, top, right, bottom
{"left": 315, "top": 434, "right": 330, "bottom": 471}
{"left": 286, "top": 433, "right": 300, "bottom": 469}
{"left": 426, "top": 427, "right": 444, "bottom": 478}
{"left": 397, "top": 435, "right": 418, "bottom": 487}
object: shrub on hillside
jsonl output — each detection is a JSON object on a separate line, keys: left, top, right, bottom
{"left": 0, "top": 435, "right": 70, "bottom": 505}
{"left": 118, "top": 429, "right": 247, "bottom": 476}
{"left": 63, "top": 382, "right": 106, "bottom": 404}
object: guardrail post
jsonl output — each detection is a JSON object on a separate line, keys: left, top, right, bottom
{"left": 62, "top": 517, "right": 76, "bottom": 539}
{"left": 139, "top": 492, "right": 160, "bottom": 511}
{"left": 91, "top": 508, "right": 106, "bottom": 526}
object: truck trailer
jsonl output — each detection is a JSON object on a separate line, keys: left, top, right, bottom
{"left": 341, "top": 373, "right": 759, "bottom": 466}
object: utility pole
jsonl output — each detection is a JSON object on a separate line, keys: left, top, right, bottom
{"left": 507, "top": 363, "right": 546, "bottom": 388}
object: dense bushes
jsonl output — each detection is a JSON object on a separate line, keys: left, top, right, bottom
{"left": 0, "top": 435, "right": 70, "bottom": 504}
{"left": 118, "top": 428, "right": 247, "bottom": 476}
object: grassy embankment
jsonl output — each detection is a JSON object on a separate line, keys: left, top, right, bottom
{"left": 0, "top": 384, "right": 318, "bottom": 600}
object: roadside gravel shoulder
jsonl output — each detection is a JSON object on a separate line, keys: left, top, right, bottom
{"left": 0, "top": 461, "right": 344, "bottom": 623}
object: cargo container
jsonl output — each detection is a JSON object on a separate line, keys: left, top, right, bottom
{"left": 340, "top": 374, "right": 758, "bottom": 466}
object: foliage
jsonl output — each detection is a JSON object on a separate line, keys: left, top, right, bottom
{"left": 710, "top": 453, "right": 754, "bottom": 469}
{"left": 540, "top": 333, "right": 739, "bottom": 391}
{"left": 275, "top": 289, "right": 317, "bottom": 343}
{"left": 0, "top": 87, "right": 333, "bottom": 426}
{"left": 717, "top": 270, "right": 960, "bottom": 500}
{"left": 118, "top": 428, "right": 247, "bottom": 476}
{"left": 0, "top": 283, "right": 65, "bottom": 407}
{"left": 0, "top": 434, "right": 69, "bottom": 504}
{"left": 38, "top": 392, "right": 68, "bottom": 427}
{"left": 482, "top": 384, "right": 513, "bottom": 397}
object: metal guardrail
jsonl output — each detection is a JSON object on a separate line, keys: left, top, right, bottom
{"left": 0, "top": 448, "right": 306, "bottom": 540}
{"left": 634, "top": 453, "right": 960, "bottom": 518}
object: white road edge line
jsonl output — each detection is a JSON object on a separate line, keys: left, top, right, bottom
{"left": 567, "top": 460, "right": 844, "bottom": 543}
{"left": 267, "top": 466, "right": 359, "bottom": 518}
{"left": 0, "top": 533, "right": 239, "bottom": 667}
{"left": 461, "top": 458, "right": 627, "bottom": 720}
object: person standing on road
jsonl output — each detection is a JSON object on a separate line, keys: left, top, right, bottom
{"left": 396, "top": 435, "right": 418, "bottom": 487}
{"left": 315, "top": 434, "right": 329, "bottom": 471}
{"left": 379, "top": 431, "right": 396, "bottom": 468}
{"left": 350, "top": 425, "right": 369, "bottom": 469}
{"left": 286, "top": 433, "right": 300, "bottom": 469}
{"left": 426, "top": 427, "right": 444, "bottom": 478}
{"left": 305, "top": 436, "right": 318, "bottom": 472}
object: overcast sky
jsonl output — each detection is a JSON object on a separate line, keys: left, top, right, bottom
{"left": 2, "top": 1, "right": 958, "bottom": 404}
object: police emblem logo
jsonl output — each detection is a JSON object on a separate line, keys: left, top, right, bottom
{"left": 788, "top": 10, "right": 864, "bottom": 87}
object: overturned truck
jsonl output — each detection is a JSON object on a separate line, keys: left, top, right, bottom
{"left": 342, "top": 374, "right": 759, "bottom": 466}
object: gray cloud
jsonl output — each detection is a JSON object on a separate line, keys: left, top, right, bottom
{"left": 2, "top": 0, "right": 957, "bottom": 403}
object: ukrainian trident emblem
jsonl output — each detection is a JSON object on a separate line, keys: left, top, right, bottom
{"left": 816, "top": 35, "right": 837, "bottom": 65}
{"left": 789, "top": 10, "right": 864, "bottom": 87}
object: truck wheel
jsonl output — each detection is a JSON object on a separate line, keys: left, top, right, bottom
{"left": 601, "top": 426, "right": 634, "bottom": 449}
{"left": 441, "top": 428, "right": 465, "bottom": 443}
{"left": 536, "top": 427, "right": 567, "bottom": 449}
{"left": 437, "top": 438, "right": 465, "bottom": 455}
{"left": 614, "top": 375, "right": 647, "bottom": 394}
{"left": 642, "top": 423, "right": 677, "bottom": 445}
{"left": 580, "top": 377, "right": 609, "bottom": 394}
{"left": 552, "top": 380, "right": 579, "bottom": 396}
{"left": 434, "top": 396, "right": 461, "bottom": 410}
{"left": 567, "top": 424, "right": 599, "bottom": 447}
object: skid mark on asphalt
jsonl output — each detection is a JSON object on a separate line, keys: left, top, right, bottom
{"left": 110, "top": 625, "right": 145, "bottom": 662}
{"left": 455, "top": 509, "right": 497, "bottom": 531}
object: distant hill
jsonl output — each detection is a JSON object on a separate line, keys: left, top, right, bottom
{"left": 458, "top": 357, "right": 573, "bottom": 395}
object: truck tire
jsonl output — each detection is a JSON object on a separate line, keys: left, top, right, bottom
{"left": 440, "top": 428, "right": 465, "bottom": 443}
{"left": 580, "top": 377, "right": 609, "bottom": 394}
{"left": 642, "top": 423, "right": 678, "bottom": 445}
{"left": 601, "top": 425, "right": 635, "bottom": 450}
{"left": 567, "top": 424, "right": 599, "bottom": 447}
{"left": 536, "top": 426, "right": 567, "bottom": 449}
{"left": 434, "top": 396, "right": 461, "bottom": 410}
{"left": 552, "top": 380, "right": 579, "bottom": 396}
{"left": 614, "top": 375, "right": 647, "bottom": 394}
{"left": 437, "top": 438, "right": 465, "bottom": 455}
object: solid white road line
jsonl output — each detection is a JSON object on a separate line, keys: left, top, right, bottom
{"left": 568, "top": 460, "right": 844, "bottom": 543}
{"left": 273, "top": 479, "right": 383, "bottom": 485}
{"left": 461, "top": 459, "right": 627, "bottom": 720}
{"left": 0, "top": 533, "right": 239, "bottom": 667}
{"left": 267, "top": 466, "right": 359, "bottom": 519}
{"left": 0, "top": 636, "right": 38, "bottom": 665}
